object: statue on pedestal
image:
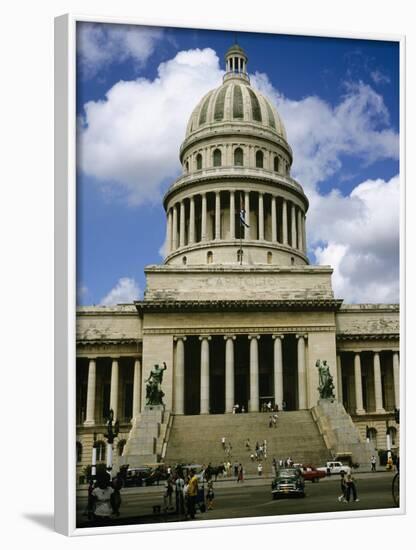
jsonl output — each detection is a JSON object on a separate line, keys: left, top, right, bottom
{"left": 145, "top": 362, "right": 167, "bottom": 406}
{"left": 316, "top": 359, "right": 335, "bottom": 399}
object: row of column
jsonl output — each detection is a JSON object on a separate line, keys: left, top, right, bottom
{"left": 336, "top": 351, "right": 400, "bottom": 415}
{"left": 174, "top": 334, "right": 308, "bottom": 415}
{"left": 83, "top": 357, "right": 142, "bottom": 426}
{"left": 166, "top": 191, "right": 306, "bottom": 254}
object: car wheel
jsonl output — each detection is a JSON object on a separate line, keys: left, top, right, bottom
{"left": 272, "top": 493, "right": 278, "bottom": 500}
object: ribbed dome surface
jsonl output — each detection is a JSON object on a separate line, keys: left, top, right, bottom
{"left": 185, "top": 81, "right": 287, "bottom": 140}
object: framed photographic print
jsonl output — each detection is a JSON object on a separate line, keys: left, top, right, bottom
{"left": 54, "top": 13, "right": 404, "bottom": 536}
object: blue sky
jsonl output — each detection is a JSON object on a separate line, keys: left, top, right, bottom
{"left": 76, "top": 23, "right": 400, "bottom": 306}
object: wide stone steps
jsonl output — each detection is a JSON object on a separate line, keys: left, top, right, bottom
{"left": 164, "top": 411, "right": 331, "bottom": 475}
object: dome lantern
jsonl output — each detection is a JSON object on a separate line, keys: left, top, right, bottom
{"left": 224, "top": 43, "right": 250, "bottom": 83}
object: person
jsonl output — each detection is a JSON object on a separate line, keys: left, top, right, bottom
{"left": 91, "top": 474, "right": 114, "bottom": 523}
{"left": 269, "top": 416, "right": 273, "bottom": 428}
{"left": 370, "top": 455, "right": 377, "bottom": 472}
{"left": 245, "top": 438, "right": 251, "bottom": 450}
{"left": 345, "top": 472, "right": 359, "bottom": 502}
{"left": 241, "top": 406, "right": 246, "bottom": 413}
{"left": 237, "top": 463, "right": 244, "bottom": 483}
{"left": 386, "top": 455, "right": 393, "bottom": 471}
{"left": 85, "top": 478, "right": 95, "bottom": 520}
{"left": 206, "top": 481, "right": 215, "bottom": 510}
{"left": 337, "top": 471, "right": 347, "bottom": 502}
{"left": 267, "top": 400, "right": 272, "bottom": 412}
{"left": 175, "top": 475, "right": 185, "bottom": 515}
{"left": 187, "top": 469, "right": 199, "bottom": 519}
{"left": 233, "top": 462, "right": 239, "bottom": 477}
{"left": 221, "top": 436, "right": 226, "bottom": 449}
{"left": 250, "top": 453, "right": 255, "bottom": 462}
{"left": 163, "top": 477, "right": 174, "bottom": 511}
{"left": 111, "top": 473, "right": 123, "bottom": 517}
{"left": 282, "top": 401, "right": 286, "bottom": 411}
{"left": 272, "top": 458, "right": 277, "bottom": 475}
{"left": 279, "top": 458, "right": 283, "bottom": 468}
{"left": 257, "top": 462, "right": 263, "bottom": 476}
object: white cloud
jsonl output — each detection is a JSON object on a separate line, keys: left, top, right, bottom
{"left": 76, "top": 284, "right": 88, "bottom": 305}
{"left": 78, "top": 48, "right": 223, "bottom": 205}
{"left": 77, "top": 23, "right": 163, "bottom": 78}
{"left": 311, "top": 175, "right": 400, "bottom": 303}
{"left": 100, "top": 277, "right": 141, "bottom": 305}
{"left": 251, "top": 73, "right": 399, "bottom": 191}
{"left": 370, "top": 70, "right": 391, "bottom": 85}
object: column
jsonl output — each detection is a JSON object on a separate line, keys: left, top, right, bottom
{"left": 201, "top": 193, "right": 207, "bottom": 241}
{"left": 297, "top": 335, "right": 307, "bottom": 409}
{"left": 392, "top": 352, "right": 400, "bottom": 408}
{"left": 297, "top": 209, "right": 303, "bottom": 251}
{"left": 282, "top": 199, "right": 288, "bottom": 245}
{"left": 244, "top": 191, "right": 250, "bottom": 239}
{"left": 336, "top": 354, "right": 343, "bottom": 403}
{"left": 224, "top": 335, "right": 236, "bottom": 413}
{"left": 174, "top": 337, "right": 186, "bottom": 415}
{"left": 229, "top": 191, "right": 235, "bottom": 239}
{"left": 110, "top": 358, "right": 119, "bottom": 421}
{"left": 172, "top": 204, "right": 178, "bottom": 250}
{"left": 189, "top": 196, "right": 195, "bottom": 245}
{"left": 271, "top": 195, "right": 277, "bottom": 242}
{"left": 84, "top": 358, "right": 96, "bottom": 426}
{"left": 215, "top": 191, "right": 221, "bottom": 240}
{"left": 166, "top": 209, "right": 172, "bottom": 255}
{"left": 179, "top": 200, "right": 185, "bottom": 248}
{"left": 249, "top": 335, "right": 260, "bottom": 412}
{"left": 291, "top": 203, "right": 297, "bottom": 248}
{"left": 132, "top": 358, "right": 142, "bottom": 420}
{"left": 199, "top": 336, "right": 211, "bottom": 414}
{"left": 354, "top": 353, "right": 365, "bottom": 414}
{"left": 273, "top": 335, "right": 284, "bottom": 410}
{"left": 373, "top": 352, "right": 385, "bottom": 413}
{"left": 258, "top": 192, "right": 264, "bottom": 240}
{"left": 302, "top": 214, "right": 307, "bottom": 253}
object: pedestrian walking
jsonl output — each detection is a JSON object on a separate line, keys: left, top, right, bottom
{"left": 250, "top": 453, "right": 255, "bottom": 462}
{"left": 175, "top": 475, "right": 185, "bottom": 514}
{"left": 370, "top": 455, "right": 377, "bottom": 472}
{"left": 237, "top": 464, "right": 244, "bottom": 483}
{"left": 345, "top": 473, "right": 359, "bottom": 502}
{"left": 245, "top": 438, "right": 251, "bottom": 450}
{"left": 206, "top": 482, "right": 215, "bottom": 510}
{"left": 257, "top": 463, "right": 263, "bottom": 476}
{"left": 187, "top": 469, "right": 199, "bottom": 519}
{"left": 91, "top": 474, "right": 114, "bottom": 523}
{"left": 221, "top": 436, "right": 226, "bottom": 449}
{"left": 269, "top": 416, "right": 273, "bottom": 428}
{"left": 233, "top": 461, "right": 239, "bottom": 477}
{"left": 337, "top": 471, "right": 347, "bottom": 502}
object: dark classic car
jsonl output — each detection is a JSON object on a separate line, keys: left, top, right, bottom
{"left": 271, "top": 468, "right": 305, "bottom": 499}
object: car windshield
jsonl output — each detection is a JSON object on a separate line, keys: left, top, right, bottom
{"left": 277, "top": 469, "right": 298, "bottom": 479}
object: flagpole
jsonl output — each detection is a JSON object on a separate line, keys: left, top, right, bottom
{"left": 239, "top": 192, "right": 243, "bottom": 265}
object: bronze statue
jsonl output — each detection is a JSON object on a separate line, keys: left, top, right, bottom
{"left": 316, "top": 359, "right": 335, "bottom": 399}
{"left": 145, "top": 362, "right": 167, "bottom": 406}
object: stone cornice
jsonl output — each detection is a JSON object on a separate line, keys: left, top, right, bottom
{"left": 76, "top": 338, "right": 141, "bottom": 346}
{"left": 135, "top": 299, "right": 343, "bottom": 316}
{"left": 336, "top": 333, "right": 399, "bottom": 341}
{"left": 143, "top": 325, "right": 336, "bottom": 336}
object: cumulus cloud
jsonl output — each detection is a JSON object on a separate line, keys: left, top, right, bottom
{"left": 251, "top": 73, "right": 399, "bottom": 191}
{"left": 100, "top": 277, "right": 141, "bottom": 305}
{"left": 370, "top": 70, "right": 391, "bottom": 86}
{"left": 311, "top": 175, "right": 400, "bottom": 303}
{"left": 77, "top": 23, "right": 163, "bottom": 78}
{"left": 78, "top": 48, "right": 223, "bottom": 204}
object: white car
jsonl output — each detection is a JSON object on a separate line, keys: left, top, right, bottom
{"left": 317, "top": 461, "right": 351, "bottom": 476}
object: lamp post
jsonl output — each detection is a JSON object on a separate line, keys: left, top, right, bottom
{"left": 91, "top": 432, "right": 97, "bottom": 480}
{"left": 104, "top": 409, "right": 119, "bottom": 478}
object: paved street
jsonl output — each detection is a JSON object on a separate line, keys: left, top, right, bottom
{"left": 77, "top": 472, "right": 398, "bottom": 528}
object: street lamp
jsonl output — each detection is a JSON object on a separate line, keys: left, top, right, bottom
{"left": 104, "top": 409, "right": 119, "bottom": 478}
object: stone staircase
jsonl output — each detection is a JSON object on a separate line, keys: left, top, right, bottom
{"left": 164, "top": 411, "right": 331, "bottom": 475}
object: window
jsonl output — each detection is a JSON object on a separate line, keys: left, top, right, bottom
{"left": 388, "top": 427, "right": 397, "bottom": 446}
{"left": 256, "top": 150, "right": 264, "bottom": 168}
{"left": 95, "top": 441, "right": 106, "bottom": 461}
{"left": 368, "top": 428, "right": 378, "bottom": 448}
{"left": 237, "top": 249, "right": 243, "bottom": 263}
{"left": 207, "top": 251, "right": 213, "bottom": 264}
{"left": 185, "top": 161, "right": 189, "bottom": 173}
{"left": 117, "top": 439, "right": 127, "bottom": 457}
{"left": 213, "top": 149, "right": 222, "bottom": 167}
{"left": 274, "top": 156, "right": 279, "bottom": 172}
{"left": 196, "top": 153, "right": 202, "bottom": 170}
{"left": 182, "top": 256, "right": 187, "bottom": 265}
{"left": 291, "top": 257, "right": 295, "bottom": 265}
{"left": 234, "top": 147, "right": 243, "bottom": 166}
{"left": 76, "top": 441, "right": 82, "bottom": 463}
{"left": 267, "top": 252, "right": 272, "bottom": 264}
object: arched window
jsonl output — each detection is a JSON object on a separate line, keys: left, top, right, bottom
{"left": 95, "top": 440, "right": 106, "bottom": 461}
{"left": 207, "top": 251, "right": 213, "bottom": 264}
{"left": 237, "top": 249, "right": 243, "bottom": 263}
{"left": 388, "top": 427, "right": 397, "bottom": 446}
{"left": 291, "top": 257, "right": 295, "bottom": 266}
{"left": 76, "top": 441, "right": 82, "bottom": 463}
{"left": 267, "top": 251, "right": 272, "bottom": 264}
{"left": 368, "top": 428, "right": 378, "bottom": 448}
{"left": 234, "top": 147, "right": 244, "bottom": 166}
{"left": 185, "top": 161, "right": 189, "bottom": 173}
{"left": 182, "top": 256, "right": 187, "bottom": 265}
{"left": 196, "top": 153, "right": 202, "bottom": 170}
{"left": 256, "top": 150, "right": 264, "bottom": 168}
{"left": 213, "top": 148, "right": 222, "bottom": 167}
{"left": 117, "top": 439, "right": 127, "bottom": 457}
{"left": 274, "top": 156, "right": 279, "bottom": 172}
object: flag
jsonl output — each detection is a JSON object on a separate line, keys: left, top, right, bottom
{"left": 239, "top": 193, "right": 249, "bottom": 228}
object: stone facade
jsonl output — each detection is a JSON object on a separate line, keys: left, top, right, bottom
{"left": 75, "top": 45, "right": 399, "bottom": 481}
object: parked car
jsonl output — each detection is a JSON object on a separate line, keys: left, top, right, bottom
{"left": 271, "top": 468, "right": 305, "bottom": 499}
{"left": 124, "top": 466, "right": 152, "bottom": 487}
{"left": 296, "top": 465, "right": 326, "bottom": 482}
{"left": 317, "top": 461, "right": 350, "bottom": 476}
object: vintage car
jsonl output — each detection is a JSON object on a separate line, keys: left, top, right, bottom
{"left": 317, "top": 461, "right": 351, "bottom": 476}
{"left": 296, "top": 465, "right": 326, "bottom": 482}
{"left": 271, "top": 468, "right": 305, "bottom": 499}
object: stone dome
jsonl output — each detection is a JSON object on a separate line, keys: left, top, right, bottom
{"left": 184, "top": 81, "right": 288, "bottom": 141}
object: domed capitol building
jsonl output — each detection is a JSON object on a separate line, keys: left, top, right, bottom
{"left": 75, "top": 45, "right": 400, "bottom": 479}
